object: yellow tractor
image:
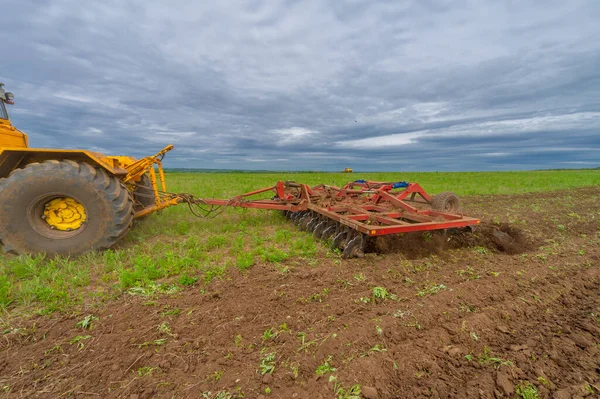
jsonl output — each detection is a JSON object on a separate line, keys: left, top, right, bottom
{"left": 342, "top": 167, "right": 353, "bottom": 173}
{"left": 0, "top": 83, "right": 179, "bottom": 256}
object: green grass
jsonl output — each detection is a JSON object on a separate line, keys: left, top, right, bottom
{"left": 258, "top": 352, "right": 276, "bottom": 375}
{"left": 315, "top": 355, "right": 336, "bottom": 375}
{"left": 165, "top": 169, "right": 600, "bottom": 197}
{"left": 515, "top": 382, "right": 539, "bottom": 399}
{"left": 0, "top": 169, "right": 598, "bottom": 315}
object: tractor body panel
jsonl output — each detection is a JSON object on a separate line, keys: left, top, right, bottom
{"left": 0, "top": 123, "right": 28, "bottom": 148}
{"left": 0, "top": 148, "right": 131, "bottom": 179}
{"left": 0, "top": 101, "right": 29, "bottom": 149}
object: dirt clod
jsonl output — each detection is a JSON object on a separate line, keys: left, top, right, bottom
{"left": 509, "top": 344, "right": 528, "bottom": 351}
{"left": 373, "top": 221, "right": 532, "bottom": 258}
{"left": 553, "top": 388, "right": 572, "bottom": 399}
{"left": 1, "top": 186, "right": 599, "bottom": 398}
{"left": 496, "top": 325, "right": 511, "bottom": 334}
{"left": 362, "top": 386, "right": 379, "bottom": 399}
{"left": 448, "top": 347, "right": 464, "bottom": 357}
{"left": 495, "top": 372, "right": 514, "bottom": 396}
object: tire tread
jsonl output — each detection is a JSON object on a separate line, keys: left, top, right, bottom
{"left": 0, "top": 160, "right": 134, "bottom": 255}
{"left": 431, "top": 191, "right": 461, "bottom": 213}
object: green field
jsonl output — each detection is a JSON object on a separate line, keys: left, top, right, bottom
{"left": 168, "top": 169, "right": 600, "bottom": 197}
{"left": 0, "top": 169, "right": 598, "bottom": 316}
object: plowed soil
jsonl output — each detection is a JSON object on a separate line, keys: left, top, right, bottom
{"left": 2, "top": 187, "right": 599, "bottom": 399}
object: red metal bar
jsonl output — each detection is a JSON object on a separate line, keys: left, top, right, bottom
{"left": 377, "top": 191, "right": 421, "bottom": 214}
{"left": 395, "top": 183, "right": 433, "bottom": 202}
{"left": 376, "top": 215, "right": 410, "bottom": 225}
{"left": 202, "top": 198, "right": 306, "bottom": 211}
{"left": 191, "top": 180, "right": 480, "bottom": 236}
{"left": 236, "top": 185, "right": 278, "bottom": 198}
{"left": 366, "top": 218, "right": 480, "bottom": 235}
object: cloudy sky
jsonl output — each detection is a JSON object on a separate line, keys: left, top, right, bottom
{"left": 2, "top": 0, "right": 599, "bottom": 171}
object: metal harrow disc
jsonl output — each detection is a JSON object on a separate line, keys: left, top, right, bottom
{"left": 299, "top": 213, "right": 312, "bottom": 230}
{"left": 298, "top": 211, "right": 309, "bottom": 222}
{"left": 283, "top": 212, "right": 369, "bottom": 258}
{"left": 332, "top": 229, "right": 348, "bottom": 251}
{"left": 313, "top": 221, "right": 329, "bottom": 239}
{"left": 306, "top": 217, "right": 320, "bottom": 232}
{"left": 294, "top": 212, "right": 305, "bottom": 226}
{"left": 321, "top": 224, "right": 338, "bottom": 240}
{"left": 291, "top": 211, "right": 302, "bottom": 223}
{"left": 342, "top": 233, "right": 368, "bottom": 258}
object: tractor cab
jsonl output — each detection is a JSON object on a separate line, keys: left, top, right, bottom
{"left": 0, "top": 82, "right": 29, "bottom": 148}
{"left": 0, "top": 99, "right": 7, "bottom": 120}
{"left": 0, "top": 83, "right": 13, "bottom": 118}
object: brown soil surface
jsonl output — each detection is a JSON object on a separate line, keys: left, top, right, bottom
{"left": 1, "top": 187, "right": 599, "bottom": 399}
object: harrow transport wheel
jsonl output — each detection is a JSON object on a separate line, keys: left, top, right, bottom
{"left": 133, "top": 174, "right": 156, "bottom": 218}
{"left": 0, "top": 160, "right": 134, "bottom": 256}
{"left": 432, "top": 192, "right": 461, "bottom": 213}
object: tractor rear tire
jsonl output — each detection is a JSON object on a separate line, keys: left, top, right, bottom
{"left": 0, "top": 160, "right": 134, "bottom": 256}
{"left": 431, "top": 192, "right": 461, "bottom": 213}
{"left": 133, "top": 174, "right": 156, "bottom": 216}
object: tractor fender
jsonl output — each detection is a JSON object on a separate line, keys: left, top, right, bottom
{"left": 0, "top": 148, "right": 129, "bottom": 179}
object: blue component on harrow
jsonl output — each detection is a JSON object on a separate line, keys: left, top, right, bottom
{"left": 353, "top": 180, "right": 409, "bottom": 189}
{"left": 392, "top": 181, "right": 409, "bottom": 189}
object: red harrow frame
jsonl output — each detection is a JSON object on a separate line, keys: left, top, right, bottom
{"left": 191, "top": 180, "right": 480, "bottom": 258}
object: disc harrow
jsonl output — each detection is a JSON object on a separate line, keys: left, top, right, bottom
{"left": 188, "top": 179, "right": 480, "bottom": 258}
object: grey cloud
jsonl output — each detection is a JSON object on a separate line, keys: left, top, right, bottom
{"left": 1, "top": 0, "right": 599, "bottom": 171}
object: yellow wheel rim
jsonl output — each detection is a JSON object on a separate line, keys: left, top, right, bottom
{"left": 43, "top": 197, "right": 87, "bottom": 231}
